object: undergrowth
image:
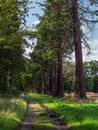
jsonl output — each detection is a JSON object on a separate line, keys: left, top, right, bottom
{"left": 0, "top": 95, "right": 27, "bottom": 130}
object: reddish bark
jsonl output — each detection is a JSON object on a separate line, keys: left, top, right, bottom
{"left": 53, "top": 38, "right": 64, "bottom": 97}
{"left": 72, "top": 0, "right": 87, "bottom": 99}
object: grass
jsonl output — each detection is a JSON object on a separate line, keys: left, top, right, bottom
{"left": 30, "top": 93, "right": 98, "bottom": 130}
{"left": 0, "top": 95, "right": 27, "bottom": 130}
{"left": 30, "top": 102, "right": 55, "bottom": 130}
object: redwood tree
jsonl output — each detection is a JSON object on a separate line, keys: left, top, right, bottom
{"left": 32, "top": 0, "right": 73, "bottom": 97}
{"left": 72, "top": 0, "right": 87, "bottom": 99}
{"left": 71, "top": 0, "right": 98, "bottom": 99}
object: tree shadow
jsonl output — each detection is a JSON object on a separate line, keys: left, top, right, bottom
{"left": 31, "top": 94, "right": 98, "bottom": 130}
{"left": 52, "top": 103, "right": 98, "bottom": 130}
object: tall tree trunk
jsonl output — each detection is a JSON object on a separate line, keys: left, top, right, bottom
{"left": 48, "top": 64, "right": 54, "bottom": 95}
{"left": 43, "top": 76, "right": 47, "bottom": 94}
{"left": 38, "top": 81, "right": 43, "bottom": 94}
{"left": 53, "top": 38, "right": 64, "bottom": 97}
{"left": 53, "top": 60, "right": 58, "bottom": 97}
{"left": 72, "top": 0, "right": 86, "bottom": 99}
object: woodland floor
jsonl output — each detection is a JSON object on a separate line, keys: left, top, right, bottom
{"left": 19, "top": 93, "right": 98, "bottom": 130}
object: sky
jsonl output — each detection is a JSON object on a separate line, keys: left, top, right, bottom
{"left": 26, "top": 0, "right": 44, "bottom": 27}
{"left": 26, "top": 0, "right": 98, "bottom": 62}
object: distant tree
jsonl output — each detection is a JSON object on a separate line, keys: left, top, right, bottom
{"left": 84, "top": 60, "right": 98, "bottom": 93}
{"left": 63, "top": 61, "right": 75, "bottom": 93}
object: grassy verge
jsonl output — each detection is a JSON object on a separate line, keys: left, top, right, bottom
{"left": 0, "top": 95, "right": 27, "bottom": 130}
{"left": 30, "top": 102, "right": 55, "bottom": 130}
{"left": 31, "top": 93, "right": 98, "bottom": 130}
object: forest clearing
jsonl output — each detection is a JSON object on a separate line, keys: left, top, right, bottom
{"left": 1, "top": 0, "right": 98, "bottom": 130}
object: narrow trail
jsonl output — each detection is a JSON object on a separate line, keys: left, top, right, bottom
{"left": 19, "top": 96, "right": 69, "bottom": 130}
{"left": 19, "top": 100, "right": 34, "bottom": 130}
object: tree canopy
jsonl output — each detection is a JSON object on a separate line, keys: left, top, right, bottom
{"left": 0, "top": 0, "right": 98, "bottom": 99}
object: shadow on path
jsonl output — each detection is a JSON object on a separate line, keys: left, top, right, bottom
{"left": 19, "top": 96, "right": 69, "bottom": 130}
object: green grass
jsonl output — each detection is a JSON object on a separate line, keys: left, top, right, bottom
{"left": 0, "top": 95, "right": 27, "bottom": 130}
{"left": 30, "top": 103, "right": 55, "bottom": 130}
{"left": 31, "top": 93, "right": 98, "bottom": 130}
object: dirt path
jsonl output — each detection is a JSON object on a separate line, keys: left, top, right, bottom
{"left": 19, "top": 100, "right": 34, "bottom": 130}
{"left": 38, "top": 100, "right": 69, "bottom": 130}
{"left": 19, "top": 96, "right": 69, "bottom": 130}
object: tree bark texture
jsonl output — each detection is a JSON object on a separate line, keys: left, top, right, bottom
{"left": 72, "top": 0, "right": 86, "bottom": 99}
{"left": 53, "top": 38, "right": 64, "bottom": 97}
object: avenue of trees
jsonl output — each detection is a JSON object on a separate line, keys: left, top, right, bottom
{"left": 0, "top": 0, "right": 98, "bottom": 99}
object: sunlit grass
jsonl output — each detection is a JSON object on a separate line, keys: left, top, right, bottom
{"left": 0, "top": 95, "right": 27, "bottom": 130}
{"left": 31, "top": 94, "right": 98, "bottom": 130}
{"left": 31, "top": 102, "right": 55, "bottom": 130}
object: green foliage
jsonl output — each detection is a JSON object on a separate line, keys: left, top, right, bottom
{"left": 84, "top": 60, "right": 98, "bottom": 92}
{"left": 30, "top": 0, "right": 74, "bottom": 95}
{"left": 31, "top": 94, "right": 98, "bottom": 130}
{"left": 63, "top": 60, "right": 98, "bottom": 93}
{"left": 0, "top": 0, "right": 31, "bottom": 93}
{"left": 0, "top": 96, "right": 27, "bottom": 130}
{"left": 0, "top": 81, "right": 7, "bottom": 94}
{"left": 63, "top": 61, "right": 75, "bottom": 93}
{"left": 21, "top": 72, "right": 33, "bottom": 92}
{"left": 7, "top": 87, "right": 21, "bottom": 95}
